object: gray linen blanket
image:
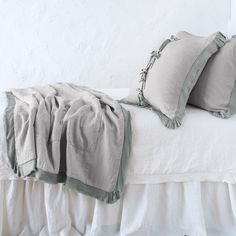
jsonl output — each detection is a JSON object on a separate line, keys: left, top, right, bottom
{"left": 4, "top": 83, "right": 131, "bottom": 203}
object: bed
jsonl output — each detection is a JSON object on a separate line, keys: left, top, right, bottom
{"left": 1, "top": 88, "right": 236, "bottom": 236}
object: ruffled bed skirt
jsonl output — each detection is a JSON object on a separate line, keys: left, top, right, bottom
{"left": 1, "top": 180, "right": 236, "bottom": 236}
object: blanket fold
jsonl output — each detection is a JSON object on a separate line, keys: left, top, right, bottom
{"left": 4, "top": 83, "right": 131, "bottom": 203}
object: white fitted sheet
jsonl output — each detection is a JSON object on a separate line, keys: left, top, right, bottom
{"left": 101, "top": 88, "right": 236, "bottom": 184}
{"left": 1, "top": 88, "right": 236, "bottom": 184}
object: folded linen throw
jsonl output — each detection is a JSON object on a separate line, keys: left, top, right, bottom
{"left": 4, "top": 83, "right": 131, "bottom": 203}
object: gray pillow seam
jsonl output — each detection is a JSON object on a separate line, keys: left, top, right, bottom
{"left": 173, "top": 32, "right": 226, "bottom": 127}
{"left": 137, "top": 36, "right": 177, "bottom": 107}
{"left": 211, "top": 78, "right": 236, "bottom": 118}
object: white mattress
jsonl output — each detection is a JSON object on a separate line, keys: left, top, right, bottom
{"left": 1, "top": 88, "right": 236, "bottom": 185}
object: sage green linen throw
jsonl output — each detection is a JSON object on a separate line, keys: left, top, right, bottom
{"left": 4, "top": 83, "right": 131, "bottom": 203}
{"left": 124, "top": 31, "right": 226, "bottom": 128}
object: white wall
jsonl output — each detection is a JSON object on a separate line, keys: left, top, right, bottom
{"left": 0, "top": 0, "right": 231, "bottom": 90}
{"left": 229, "top": 0, "right": 236, "bottom": 36}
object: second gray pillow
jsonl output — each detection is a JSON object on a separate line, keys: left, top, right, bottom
{"left": 187, "top": 36, "right": 236, "bottom": 118}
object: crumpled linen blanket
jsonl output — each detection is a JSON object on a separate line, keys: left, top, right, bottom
{"left": 4, "top": 83, "right": 131, "bottom": 203}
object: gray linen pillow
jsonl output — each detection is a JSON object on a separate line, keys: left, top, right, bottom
{"left": 124, "top": 31, "right": 226, "bottom": 128}
{"left": 185, "top": 36, "right": 236, "bottom": 118}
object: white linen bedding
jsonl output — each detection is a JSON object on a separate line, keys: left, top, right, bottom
{"left": 1, "top": 180, "right": 236, "bottom": 236}
{"left": 1, "top": 88, "right": 236, "bottom": 184}
{"left": 1, "top": 88, "right": 236, "bottom": 236}
{"left": 103, "top": 88, "right": 236, "bottom": 184}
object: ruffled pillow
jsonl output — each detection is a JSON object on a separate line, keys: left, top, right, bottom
{"left": 123, "top": 31, "right": 226, "bottom": 128}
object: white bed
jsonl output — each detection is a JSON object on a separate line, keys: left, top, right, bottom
{"left": 1, "top": 88, "right": 236, "bottom": 236}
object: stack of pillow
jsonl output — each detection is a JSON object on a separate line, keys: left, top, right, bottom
{"left": 123, "top": 31, "right": 236, "bottom": 129}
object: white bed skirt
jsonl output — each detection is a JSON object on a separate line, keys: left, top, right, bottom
{"left": 1, "top": 180, "right": 236, "bottom": 236}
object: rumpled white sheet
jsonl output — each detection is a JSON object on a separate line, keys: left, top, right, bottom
{"left": 101, "top": 88, "right": 236, "bottom": 184}
{"left": 1, "top": 88, "right": 236, "bottom": 184}
{"left": 1, "top": 180, "right": 236, "bottom": 236}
